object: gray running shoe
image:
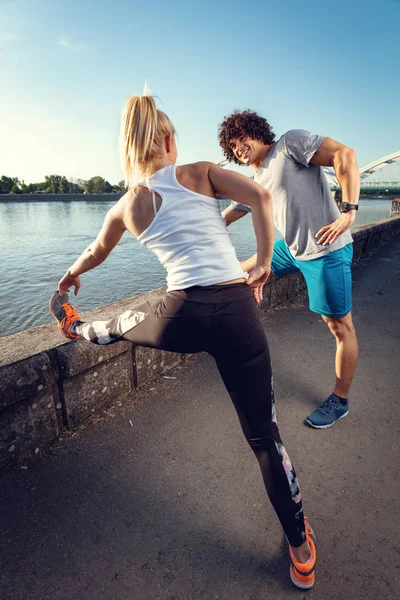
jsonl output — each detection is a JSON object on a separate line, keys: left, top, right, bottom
{"left": 305, "top": 394, "right": 349, "bottom": 429}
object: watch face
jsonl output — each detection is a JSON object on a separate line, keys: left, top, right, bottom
{"left": 341, "top": 202, "right": 348, "bottom": 212}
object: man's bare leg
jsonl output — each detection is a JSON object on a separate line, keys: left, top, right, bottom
{"left": 322, "top": 311, "right": 358, "bottom": 398}
{"left": 306, "top": 311, "right": 358, "bottom": 428}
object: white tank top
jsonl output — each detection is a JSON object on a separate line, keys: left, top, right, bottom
{"left": 137, "top": 165, "right": 247, "bottom": 290}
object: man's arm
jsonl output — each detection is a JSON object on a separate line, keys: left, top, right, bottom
{"left": 240, "top": 252, "right": 257, "bottom": 274}
{"left": 222, "top": 204, "right": 248, "bottom": 226}
{"left": 311, "top": 138, "right": 360, "bottom": 245}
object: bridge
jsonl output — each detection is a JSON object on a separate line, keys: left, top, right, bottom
{"left": 323, "top": 150, "right": 400, "bottom": 196}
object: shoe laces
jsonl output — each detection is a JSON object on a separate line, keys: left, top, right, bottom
{"left": 60, "top": 302, "right": 81, "bottom": 329}
{"left": 317, "top": 395, "right": 337, "bottom": 415}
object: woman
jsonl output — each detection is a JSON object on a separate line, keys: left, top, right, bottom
{"left": 49, "top": 94, "right": 316, "bottom": 589}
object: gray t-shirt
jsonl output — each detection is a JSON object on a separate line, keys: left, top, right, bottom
{"left": 231, "top": 129, "right": 353, "bottom": 261}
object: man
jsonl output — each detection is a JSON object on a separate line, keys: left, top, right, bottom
{"left": 218, "top": 110, "right": 360, "bottom": 429}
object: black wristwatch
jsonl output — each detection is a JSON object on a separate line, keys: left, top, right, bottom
{"left": 340, "top": 202, "right": 359, "bottom": 213}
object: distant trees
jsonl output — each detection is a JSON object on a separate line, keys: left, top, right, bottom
{"left": 70, "top": 180, "right": 84, "bottom": 194}
{"left": 0, "top": 174, "right": 126, "bottom": 195}
{"left": 45, "top": 175, "right": 62, "bottom": 194}
{"left": 59, "top": 176, "right": 70, "bottom": 194}
{"left": 0, "top": 176, "right": 19, "bottom": 194}
{"left": 81, "top": 176, "right": 113, "bottom": 194}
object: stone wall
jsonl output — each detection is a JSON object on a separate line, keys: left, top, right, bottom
{"left": 1, "top": 216, "right": 400, "bottom": 470}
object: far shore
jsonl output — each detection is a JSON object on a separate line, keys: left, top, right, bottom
{"left": 0, "top": 193, "right": 124, "bottom": 202}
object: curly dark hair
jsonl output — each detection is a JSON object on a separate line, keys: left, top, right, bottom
{"left": 218, "top": 110, "right": 275, "bottom": 165}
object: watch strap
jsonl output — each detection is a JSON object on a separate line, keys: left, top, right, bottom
{"left": 340, "top": 202, "right": 358, "bottom": 213}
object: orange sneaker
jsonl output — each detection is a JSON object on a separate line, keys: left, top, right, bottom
{"left": 49, "top": 291, "right": 82, "bottom": 339}
{"left": 289, "top": 516, "right": 317, "bottom": 589}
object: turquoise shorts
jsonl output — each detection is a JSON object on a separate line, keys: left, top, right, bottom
{"left": 271, "top": 240, "right": 353, "bottom": 318}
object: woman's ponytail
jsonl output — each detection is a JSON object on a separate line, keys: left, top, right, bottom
{"left": 120, "top": 93, "right": 175, "bottom": 187}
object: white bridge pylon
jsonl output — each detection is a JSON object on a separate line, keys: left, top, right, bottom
{"left": 358, "top": 150, "right": 400, "bottom": 181}
{"left": 217, "top": 151, "right": 400, "bottom": 187}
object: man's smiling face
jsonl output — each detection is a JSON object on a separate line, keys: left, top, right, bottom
{"left": 229, "top": 135, "right": 266, "bottom": 166}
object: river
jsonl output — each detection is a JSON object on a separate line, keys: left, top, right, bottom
{"left": 0, "top": 198, "right": 393, "bottom": 337}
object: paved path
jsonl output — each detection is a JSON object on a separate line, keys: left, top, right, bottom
{"left": 1, "top": 239, "right": 400, "bottom": 600}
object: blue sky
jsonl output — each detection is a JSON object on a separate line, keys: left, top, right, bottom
{"left": 1, "top": 0, "right": 399, "bottom": 184}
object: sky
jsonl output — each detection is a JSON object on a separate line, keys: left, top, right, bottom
{"left": 1, "top": 0, "right": 399, "bottom": 184}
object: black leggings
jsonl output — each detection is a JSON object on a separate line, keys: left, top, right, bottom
{"left": 75, "top": 282, "right": 306, "bottom": 547}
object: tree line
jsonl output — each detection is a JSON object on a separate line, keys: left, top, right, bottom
{"left": 0, "top": 175, "right": 126, "bottom": 195}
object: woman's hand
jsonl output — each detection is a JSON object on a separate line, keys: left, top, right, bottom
{"left": 58, "top": 271, "right": 81, "bottom": 296}
{"left": 246, "top": 265, "right": 271, "bottom": 304}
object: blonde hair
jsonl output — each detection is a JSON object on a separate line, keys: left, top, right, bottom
{"left": 120, "top": 94, "right": 175, "bottom": 188}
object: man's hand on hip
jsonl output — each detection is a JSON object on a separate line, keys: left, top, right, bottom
{"left": 315, "top": 212, "right": 356, "bottom": 246}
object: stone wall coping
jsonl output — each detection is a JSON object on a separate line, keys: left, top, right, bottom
{"left": 351, "top": 216, "right": 399, "bottom": 234}
{"left": 0, "top": 286, "right": 166, "bottom": 367}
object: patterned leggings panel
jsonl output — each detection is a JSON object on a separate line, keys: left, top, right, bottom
{"left": 75, "top": 282, "right": 306, "bottom": 547}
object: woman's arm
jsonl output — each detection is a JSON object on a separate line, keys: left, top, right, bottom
{"left": 208, "top": 163, "right": 274, "bottom": 302}
{"left": 58, "top": 203, "right": 126, "bottom": 295}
